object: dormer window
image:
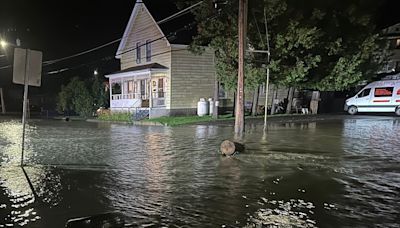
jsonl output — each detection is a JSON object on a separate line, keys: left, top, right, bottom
{"left": 146, "top": 40, "right": 152, "bottom": 62}
{"left": 136, "top": 42, "right": 141, "bottom": 64}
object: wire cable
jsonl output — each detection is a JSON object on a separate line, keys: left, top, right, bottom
{"left": 0, "top": 0, "right": 204, "bottom": 70}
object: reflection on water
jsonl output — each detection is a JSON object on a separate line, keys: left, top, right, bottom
{"left": 0, "top": 117, "right": 400, "bottom": 227}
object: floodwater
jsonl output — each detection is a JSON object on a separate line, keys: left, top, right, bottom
{"left": 0, "top": 116, "right": 399, "bottom": 227}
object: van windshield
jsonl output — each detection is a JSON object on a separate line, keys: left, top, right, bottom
{"left": 358, "top": 88, "right": 371, "bottom": 98}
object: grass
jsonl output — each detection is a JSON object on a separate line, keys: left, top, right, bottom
{"left": 97, "top": 112, "right": 132, "bottom": 123}
{"left": 146, "top": 114, "right": 234, "bottom": 126}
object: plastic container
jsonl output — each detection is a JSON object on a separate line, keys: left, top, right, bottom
{"left": 208, "top": 98, "right": 214, "bottom": 116}
{"left": 197, "top": 98, "right": 209, "bottom": 116}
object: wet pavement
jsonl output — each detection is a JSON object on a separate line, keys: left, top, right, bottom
{"left": 0, "top": 115, "right": 399, "bottom": 227}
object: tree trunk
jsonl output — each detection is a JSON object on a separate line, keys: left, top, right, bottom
{"left": 251, "top": 86, "right": 260, "bottom": 116}
{"left": 220, "top": 140, "right": 245, "bottom": 156}
{"left": 286, "top": 87, "right": 295, "bottom": 114}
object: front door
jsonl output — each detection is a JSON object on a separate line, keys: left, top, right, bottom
{"left": 355, "top": 88, "right": 372, "bottom": 112}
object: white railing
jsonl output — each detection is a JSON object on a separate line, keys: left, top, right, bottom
{"left": 112, "top": 93, "right": 143, "bottom": 100}
{"left": 112, "top": 94, "right": 122, "bottom": 100}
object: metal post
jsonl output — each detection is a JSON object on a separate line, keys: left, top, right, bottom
{"left": 21, "top": 49, "right": 30, "bottom": 167}
{"left": 234, "top": 0, "right": 248, "bottom": 136}
{"left": 0, "top": 88, "right": 5, "bottom": 114}
{"left": 263, "top": 66, "right": 270, "bottom": 130}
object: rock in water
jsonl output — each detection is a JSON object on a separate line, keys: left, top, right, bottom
{"left": 220, "top": 140, "right": 245, "bottom": 156}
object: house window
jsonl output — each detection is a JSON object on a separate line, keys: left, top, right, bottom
{"left": 136, "top": 42, "right": 141, "bottom": 64}
{"left": 374, "top": 87, "right": 393, "bottom": 97}
{"left": 396, "top": 39, "right": 400, "bottom": 49}
{"left": 128, "top": 81, "right": 134, "bottom": 93}
{"left": 219, "top": 84, "right": 227, "bottom": 98}
{"left": 146, "top": 40, "right": 152, "bottom": 62}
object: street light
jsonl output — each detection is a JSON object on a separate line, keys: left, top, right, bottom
{"left": 0, "top": 40, "right": 7, "bottom": 49}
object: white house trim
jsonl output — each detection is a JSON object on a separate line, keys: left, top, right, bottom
{"left": 105, "top": 69, "right": 167, "bottom": 80}
{"left": 116, "top": 0, "right": 170, "bottom": 59}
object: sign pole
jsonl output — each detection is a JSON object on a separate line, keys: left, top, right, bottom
{"left": 21, "top": 49, "right": 30, "bottom": 167}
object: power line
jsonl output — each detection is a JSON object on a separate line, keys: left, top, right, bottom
{"left": 0, "top": 0, "right": 204, "bottom": 70}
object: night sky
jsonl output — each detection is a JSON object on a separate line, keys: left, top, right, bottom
{"left": 0, "top": 0, "right": 400, "bottom": 110}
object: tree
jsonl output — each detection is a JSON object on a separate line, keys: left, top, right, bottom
{"left": 175, "top": 0, "right": 387, "bottom": 114}
{"left": 92, "top": 75, "right": 109, "bottom": 108}
{"left": 57, "top": 77, "right": 94, "bottom": 117}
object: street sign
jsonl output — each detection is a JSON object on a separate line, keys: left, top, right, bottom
{"left": 13, "top": 48, "right": 42, "bottom": 87}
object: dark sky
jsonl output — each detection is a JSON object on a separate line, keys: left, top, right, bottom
{"left": 0, "top": 0, "right": 400, "bottom": 80}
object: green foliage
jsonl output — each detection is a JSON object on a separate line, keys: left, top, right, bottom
{"left": 174, "top": 0, "right": 388, "bottom": 92}
{"left": 57, "top": 77, "right": 94, "bottom": 117}
{"left": 92, "top": 76, "right": 108, "bottom": 108}
{"left": 98, "top": 112, "right": 132, "bottom": 123}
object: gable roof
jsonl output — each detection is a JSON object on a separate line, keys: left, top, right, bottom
{"left": 116, "top": 0, "right": 196, "bottom": 59}
{"left": 382, "top": 22, "right": 400, "bottom": 38}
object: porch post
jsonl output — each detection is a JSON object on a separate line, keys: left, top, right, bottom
{"left": 109, "top": 79, "right": 113, "bottom": 108}
{"left": 148, "top": 75, "right": 153, "bottom": 108}
{"left": 121, "top": 78, "right": 125, "bottom": 99}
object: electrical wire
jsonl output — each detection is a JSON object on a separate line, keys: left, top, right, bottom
{"left": 0, "top": 0, "right": 204, "bottom": 70}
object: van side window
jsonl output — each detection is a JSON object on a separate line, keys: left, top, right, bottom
{"left": 358, "top": 88, "right": 371, "bottom": 98}
{"left": 374, "top": 87, "right": 394, "bottom": 97}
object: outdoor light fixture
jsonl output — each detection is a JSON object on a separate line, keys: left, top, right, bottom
{"left": 0, "top": 40, "right": 7, "bottom": 49}
{"left": 94, "top": 70, "right": 99, "bottom": 76}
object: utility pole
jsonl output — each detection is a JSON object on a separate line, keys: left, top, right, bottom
{"left": 234, "top": 0, "right": 248, "bottom": 136}
{"left": 0, "top": 88, "right": 5, "bottom": 114}
{"left": 213, "top": 55, "right": 219, "bottom": 119}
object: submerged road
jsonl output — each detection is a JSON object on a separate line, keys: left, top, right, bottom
{"left": 0, "top": 115, "right": 399, "bottom": 227}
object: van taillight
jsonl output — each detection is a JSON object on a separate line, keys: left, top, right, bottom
{"left": 398, "top": 89, "right": 400, "bottom": 95}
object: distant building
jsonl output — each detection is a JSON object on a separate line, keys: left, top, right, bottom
{"left": 380, "top": 23, "right": 400, "bottom": 74}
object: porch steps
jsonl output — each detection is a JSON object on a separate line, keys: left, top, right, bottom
{"left": 133, "top": 109, "right": 149, "bottom": 121}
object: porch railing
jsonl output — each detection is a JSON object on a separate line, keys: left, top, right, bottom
{"left": 112, "top": 93, "right": 145, "bottom": 100}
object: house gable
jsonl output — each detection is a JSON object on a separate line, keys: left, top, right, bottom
{"left": 116, "top": 0, "right": 170, "bottom": 60}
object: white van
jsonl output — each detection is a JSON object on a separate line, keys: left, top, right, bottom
{"left": 344, "top": 79, "right": 400, "bottom": 116}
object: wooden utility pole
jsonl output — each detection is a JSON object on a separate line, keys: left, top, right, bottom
{"left": 0, "top": 88, "right": 5, "bottom": 114}
{"left": 234, "top": 0, "right": 248, "bottom": 136}
{"left": 213, "top": 55, "right": 219, "bottom": 119}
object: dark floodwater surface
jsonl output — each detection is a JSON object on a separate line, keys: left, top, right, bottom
{"left": 0, "top": 116, "right": 400, "bottom": 227}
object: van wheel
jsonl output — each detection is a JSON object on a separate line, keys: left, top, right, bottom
{"left": 348, "top": 106, "right": 358, "bottom": 115}
{"left": 396, "top": 107, "right": 400, "bottom": 116}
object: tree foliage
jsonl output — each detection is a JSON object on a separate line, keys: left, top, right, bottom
{"left": 175, "top": 0, "right": 387, "bottom": 92}
{"left": 57, "top": 76, "right": 106, "bottom": 117}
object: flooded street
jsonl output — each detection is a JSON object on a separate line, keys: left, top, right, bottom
{"left": 0, "top": 116, "right": 400, "bottom": 227}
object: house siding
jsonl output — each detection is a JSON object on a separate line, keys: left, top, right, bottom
{"left": 170, "top": 45, "right": 215, "bottom": 110}
{"left": 118, "top": 3, "right": 172, "bottom": 108}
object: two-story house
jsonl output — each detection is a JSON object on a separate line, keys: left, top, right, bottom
{"left": 105, "top": 0, "right": 215, "bottom": 118}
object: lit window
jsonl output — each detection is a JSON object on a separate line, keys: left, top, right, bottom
{"left": 146, "top": 40, "right": 152, "bottom": 62}
{"left": 136, "top": 42, "right": 141, "bottom": 64}
{"left": 396, "top": 39, "right": 400, "bottom": 49}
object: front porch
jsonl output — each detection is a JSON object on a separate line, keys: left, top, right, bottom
{"left": 105, "top": 63, "right": 168, "bottom": 112}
